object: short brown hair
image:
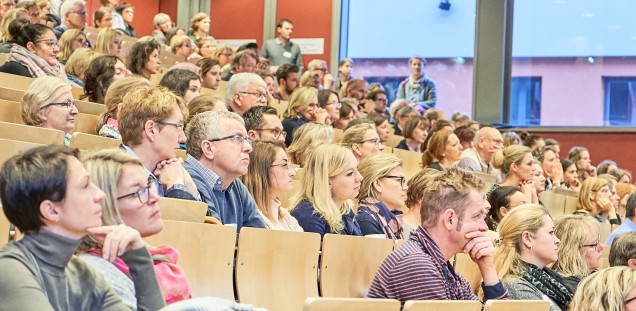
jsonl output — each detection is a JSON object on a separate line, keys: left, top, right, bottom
{"left": 610, "top": 232, "right": 636, "bottom": 267}
{"left": 403, "top": 116, "right": 428, "bottom": 139}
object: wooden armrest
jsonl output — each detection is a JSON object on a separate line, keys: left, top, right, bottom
{"left": 204, "top": 216, "right": 222, "bottom": 225}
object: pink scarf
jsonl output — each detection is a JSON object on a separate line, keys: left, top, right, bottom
{"left": 9, "top": 44, "right": 71, "bottom": 82}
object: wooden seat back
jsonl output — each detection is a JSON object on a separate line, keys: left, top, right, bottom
{"left": 403, "top": 300, "right": 482, "bottom": 311}
{"left": 158, "top": 197, "right": 208, "bottom": 223}
{"left": 303, "top": 297, "right": 400, "bottom": 311}
{"left": 484, "top": 300, "right": 550, "bottom": 311}
{"left": 0, "top": 121, "right": 65, "bottom": 145}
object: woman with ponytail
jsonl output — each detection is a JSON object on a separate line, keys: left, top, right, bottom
{"left": 420, "top": 128, "right": 463, "bottom": 171}
{"left": 491, "top": 144, "right": 538, "bottom": 203}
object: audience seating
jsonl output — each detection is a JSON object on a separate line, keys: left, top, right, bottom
{"left": 0, "top": 53, "right": 7, "bottom": 66}
{"left": 303, "top": 297, "right": 400, "bottom": 311}
{"left": 471, "top": 171, "right": 497, "bottom": 191}
{"left": 484, "top": 300, "right": 550, "bottom": 311}
{"left": 235, "top": 227, "right": 321, "bottom": 311}
{"left": 333, "top": 128, "right": 343, "bottom": 143}
{"left": 393, "top": 239, "right": 407, "bottom": 250}
{"left": 0, "top": 86, "right": 24, "bottom": 102}
{"left": 453, "top": 253, "right": 481, "bottom": 294}
{"left": 402, "top": 300, "right": 481, "bottom": 311}
{"left": 563, "top": 196, "right": 578, "bottom": 214}
{"left": 600, "top": 244, "right": 611, "bottom": 269}
{"left": 0, "top": 139, "right": 42, "bottom": 166}
{"left": 0, "top": 121, "right": 65, "bottom": 145}
{"left": 539, "top": 192, "right": 566, "bottom": 218}
{"left": 73, "top": 113, "right": 99, "bottom": 135}
{"left": 0, "top": 100, "right": 22, "bottom": 124}
{"left": 391, "top": 148, "right": 421, "bottom": 180}
{"left": 0, "top": 72, "right": 84, "bottom": 99}
{"left": 0, "top": 87, "right": 105, "bottom": 116}
{"left": 143, "top": 220, "right": 237, "bottom": 300}
{"left": 599, "top": 221, "right": 612, "bottom": 245}
{"left": 320, "top": 234, "right": 394, "bottom": 298}
{"left": 552, "top": 187, "right": 578, "bottom": 197}
{"left": 158, "top": 197, "right": 208, "bottom": 223}
{"left": 385, "top": 134, "right": 403, "bottom": 148}
{"left": 69, "top": 132, "right": 121, "bottom": 151}
{"left": 269, "top": 99, "right": 289, "bottom": 119}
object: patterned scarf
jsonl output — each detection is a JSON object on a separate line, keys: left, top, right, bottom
{"left": 522, "top": 262, "right": 573, "bottom": 310}
{"left": 9, "top": 44, "right": 69, "bottom": 81}
{"left": 358, "top": 198, "right": 403, "bottom": 240}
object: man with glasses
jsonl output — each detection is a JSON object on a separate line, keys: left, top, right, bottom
{"left": 184, "top": 110, "right": 266, "bottom": 232}
{"left": 222, "top": 50, "right": 258, "bottom": 81}
{"left": 243, "top": 106, "right": 286, "bottom": 143}
{"left": 367, "top": 89, "right": 389, "bottom": 116}
{"left": 273, "top": 63, "right": 299, "bottom": 100}
{"left": 53, "top": 0, "right": 86, "bottom": 39}
{"left": 458, "top": 126, "right": 504, "bottom": 175}
{"left": 226, "top": 72, "right": 268, "bottom": 116}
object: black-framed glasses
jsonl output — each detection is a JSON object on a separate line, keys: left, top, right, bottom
{"left": 34, "top": 39, "right": 59, "bottom": 48}
{"left": 155, "top": 120, "right": 185, "bottom": 132}
{"left": 117, "top": 178, "right": 156, "bottom": 204}
{"left": 41, "top": 100, "right": 75, "bottom": 110}
{"left": 208, "top": 134, "right": 252, "bottom": 146}
{"left": 626, "top": 296, "right": 636, "bottom": 306}
{"left": 271, "top": 161, "right": 294, "bottom": 171}
{"left": 359, "top": 138, "right": 381, "bottom": 146}
{"left": 240, "top": 91, "right": 267, "bottom": 100}
{"left": 382, "top": 175, "right": 406, "bottom": 188}
{"left": 582, "top": 235, "right": 601, "bottom": 250}
{"left": 254, "top": 128, "right": 286, "bottom": 139}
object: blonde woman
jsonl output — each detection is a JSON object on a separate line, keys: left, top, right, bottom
{"left": 569, "top": 266, "right": 636, "bottom": 311}
{"left": 213, "top": 44, "right": 233, "bottom": 68}
{"left": 289, "top": 144, "right": 363, "bottom": 237}
{"left": 341, "top": 123, "right": 383, "bottom": 161}
{"left": 287, "top": 122, "right": 333, "bottom": 167}
{"left": 574, "top": 176, "right": 619, "bottom": 224}
{"left": 64, "top": 47, "right": 99, "bottom": 87}
{"left": 96, "top": 76, "right": 152, "bottom": 139}
{"left": 0, "top": 7, "right": 28, "bottom": 43}
{"left": 495, "top": 204, "right": 573, "bottom": 311}
{"left": 170, "top": 35, "right": 194, "bottom": 60}
{"left": 355, "top": 152, "right": 406, "bottom": 239}
{"left": 492, "top": 144, "right": 537, "bottom": 203}
{"left": 57, "top": 28, "right": 87, "bottom": 64}
{"left": 241, "top": 140, "right": 302, "bottom": 231}
{"left": 95, "top": 28, "right": 123, "bottom": 56}
{"left": 552, "top": 215, "right": 603, "bottom": 289}
{"left": 421, "top": 128, "right": 463, "bottom": 171}
{"left": 282, "top": 86, "right": 329, "bottom": 146}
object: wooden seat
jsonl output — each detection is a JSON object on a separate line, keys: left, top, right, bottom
{"left": 599, "top": 221, "right": 612, "bottom": 244}
{"left": 0, "top": 99, "right": 22, "bottom": 124}
{"left": 392, "top": 148, "right": 421, "bottom": 180}
{"left": 0, "top": 121, "right": 65, "bottom": 145}
{"left": 454, "top": 253, "right": 481, "bottom": 294}
{"left": 0, "top": 87, "right": 24, "bottom": 102}
{"left": 235, "top": 227, "right": 321, "bottom": 311}
{"left": 303, "top": 297, "right": 400, "bottom": 311}
{"left": 484, "top": 300, "right": 550, "bottom": 311}
{"left": 158, "top": 197, "right": 208, "bottom": 223}
{"left": 403, "top": 300, "right": 481, "bottom": 311}
{"left": 0, "top": 139, "right": 42, "bottom": 166}
{"left": 73, "top": 113, "right": 99, "bottom": 135}
{"left": 564, "top": 196, "right": 578, "bottom": 214}
{"left": 75, "top": 100, "right": 106, "bottom": 115}
{"left": 269, "top": 99, "right": 289, "bottom": 119}
{"left": 69, "top": 132, "right": 121, "bottom": 151}
{"left": 538, "top": 191, "right": 566, "bottom": 217}
{"left": 552, "top": 187, "right": 578, "bottom": 197}
{"left": 320, "top": 234, "right": 394, "bottom": 298}
{"left": 394, "top": 239, "right": 407, "bottom": 250}
{"left": 144, "top": 220, "right": 237, "bottom": 300}
{"left": 600, "top": 244, "right": 611, "bottom": 269}
{"left": 0, "top": 72, "right": 84, "bottom": 98}
{"left": 333, "top": 128, "right": 344, "bottom": 143}
{"left": 385, "top": 134, "right": 403, "bottom": 148}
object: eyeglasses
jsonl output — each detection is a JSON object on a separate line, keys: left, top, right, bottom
{"left": 41, "top": 100, "right": 75, "bottom": 110}
{"left": 155, "top": 120, "right": 185, "bottom": 132}
{"left": 487, "top": 138, "right": 504, "bottom": 145}
{"left": 76, "top": 38, "right": 91, "bottom": 47}
{"left": 70, "top": 9, "right": 87, "bottom": 16}
{"left": 626, "top": 296, "right": 636, "bottom": 306}
{"left": 117, "top": 178, "right": 156, "bottom": 204}
{"left": 325, "top": 102, "right": 342, "bottom": 108}
{"left": 271, "top": 161, "right": 294, "bottom": 171}
{"left": 582, "top": 235, "right": 601, "bottom": 250}
{"left": 240, "top": 91, "right": 267, "bottom": 101}
{"left": 208, "top": 134, "right": 252, "bottom": 146}
{"left": 359, "top": 138, "right": 381, "bottom": 146}
{"left": 592, "top": 188, "right": 610, "bottom": 194}
{"left": 254, "top": 128, "right": 286, "bottom": 139}
{"left": 35, "top": 39, "right": 59, "bottom": 48}
{"left": 307, "top": 103, "right": 319, "bottom": 109}
{"left": 382, "top": 175, "right": 406, "bottom": 188}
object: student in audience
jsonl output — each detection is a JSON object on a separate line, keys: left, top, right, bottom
{"left": 184, "top": 111, "right": 265, "bottom": 230}
{"left": 333, "top": 101, "right": 354, "bottom": 130}
{"left": 188, "top": 12, "right": 210, "bottom": 43}
{"left": 485, "top": 186, "right": 528, "bottom": 231}
{"left": 423, "top": 108, "right": 447, "bottom": 131}
{"left": 273, "top": 63, "right": 300, "bottom": 100}
{"left": 213, "top": 44, "right": 233, "bottom": 68}
{"left": 115, "top": 3, "right": 135, "bottom": 37}
{"left": 21, "top": 76, "right": 77, "bottom": 144}
{"left": 369, "top": 167, "right": 507, "bottom": 305}
{"left": 52, "top": 0, "right": 86, "bottom": 39}
{"left": 495, "top": 204, "right": 573, "bottom": 311}
{"left": 467, "top": 121, "right": 480, "bottom": 132}
{"left": 82, "top": 55, "right": 131, "bottom": 104}
{"left": 0, "top": 7, "right": 27, "bottom": 45}
{"left": 393, "top": 106, "right": 417, "bottom": 136}
{"left": 609, "top": 231, "right": 636, "bottom": 268}
{"left": 607, "top": 193, "right": 636, "bottom": 245}
{"left": 256, "top": 69, "right": 276, "bottom": 97}
{"left": 299, "top": 70, "right": 320, "bottom": 88}
{"left": 36, "top": 0, "right": 59, "bottom": 28}
{"left": 552, "top": 215, "right": 603, "bottom": 290}
{"left": 597, "top": 159, "right": 618, "bottom": 176}
{"left": 421, "top": 128, "right": 463, "bottom": 171}
{"left": 100, "top": 0, "right": 121, "bottom": 29}
{"left": 159, "top": 69, "right": 201, "bottom": 105}
{"left": 226, "top": 72, "right": 268, "bottom": 116}
{"left": 56, "top": 28, "right": 87, "bottom": 64}
{"left": 611, "top": 169, "right": 632, "bottom": 184}
{"left": 244, "top": 106, "right": 285, "bottom": 143}
{"left": 164, "top": 27, "right": 185, "bottom": 49}
{"left": 151, "top": 13, "right": 171, "bottom": 45}
{"left": 396, "top": 116, "right": 428, "bottom": 152}
{"left": 544, "top": 138, "right": 561, "bottom": 157}
{"left": 367, "top": 113, "right": 391, "bottom": 144}
{"left": 568, "top": 266, "right": 636, "bottom": 311}
{"left": 520, "top": 132, "right": 545, "bottom": 151}
{"left": 0, "top": 145, "right": 165, "bottom": 310}
{"left": 561, "top": 159, "right": 581, "bottom": 191}
{"left": 222, "top": 50, "right": 258, "bottom": 81}
{"left": 318, "top": 89, "right": 341, "bottom": 124}
{"left": 196, "top": 58, "right": 221, "bottom": 90}
{"left": 341, "top": 123, "right": 384, "bottom": 161}
{"left": 503, "top": 131, "right": 521, "bottom": 147}
{"left": 396, "top": 56, "right": 437, "bottom": 111}
{"left": 574, "top": 176, "right": 619, "bottom": 224}
{"left": 128, "top": 37, "right": 162, "bottom": 79}
{"left": 290, "top": 144, "right": 362, "bottom": 237}
{"left": 366, "top": 89, "right": 388, "bottom": 115}
{"left": 533, "top": 146, "right": 562, "bottom": 191}
{"left": 184, "top": 94, "right": 227, "bottom": 127}
{"left": 95, "top": 28, "right": 123, "bottom": 56}
{"left": 355, "top": 153, "right": 406, "bottom": 239}
{"left": 615, "top": 183, "right": 636, "bottom": 221}
{"left": 170, "top": 35, "right": 194, "bottom": 60}
{"left": 282, "top": 86, "right": 330, "bottom": 146}
{"left": 532, "top": 160, "right": 547, "bottom": 196}
{"left": 492, "top": 145, "right": 537, "bottom": 202}
{"left": 287, "top": 122, "right": 333, "bottom": 167}
{"left": 93, "top": 6, "right": 112, "bottom": 29}
{"left": 451, "top": 112, "right": 469, "bottom": 129}
{"left": 241, "top": 140, "right": 302, "bottom": 231}
{"left": 96, "top": 76, "right": 151, "bottom": 139}
{"left": 343, "top": 78, "right": 369, "bottom": 103}
{"left": 335, "top": 58, "right": 352, "bottom": 92}
{"left": 400, "top": 169, "right": 440, "bottom": 239}
{"left": 307, "top": 59, "right": 334, "bottom": 90}
{"left": 193, "top": 37, "right": 216, "bottom": 59}
{"left": 64, "top": 47, "right": 98, "bottom": 87}
{"left": 454, "top": 125, "right": 475, "bottom": 151}
{"left": 458, "top": 126, "right": 504, "bottom": 175}
{"left": 119, "top": 86, "right": 200, "bottom": 201}
{"left": 568, "top": 146, "right": 592, "bottom": 181}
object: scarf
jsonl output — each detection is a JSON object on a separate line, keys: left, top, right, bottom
{"left": 9, "top": 44, "right": 70, "bottom": 81}
{"left": 522, "top": 262, "right": 573, "bottom": 310}
{"left": 358, "top": 198, "right": 403, "bottom": 240}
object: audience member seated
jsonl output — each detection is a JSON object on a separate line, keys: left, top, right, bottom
{"left": 196, "top": 58, "right": 221, "bottom": 90}
{"left": 335, "top": 58, "right": 352, "bottom": 92}
{"left": 615, "top": 183, "right": 636, "bottom": 221}
{"left": 317, "top": 89, "right": 339, "bottom": 122}
{"left": 552, "top": 215, "right": 603, "bottom": 289}
{"left": 299, "top": 70, "right": 320, "bottom": 88}
{"left": 532, "top": 160, "right": 547, "bottom": 197}
{"left": 98, "top": 0, "right": 120, "bottom": 29}
{"left": 467, "top": 120, "right": 480, "bottom": 132}
{"left": 56, "top": 28, "right": 87, "bottom": 64}
{"left": 170, "top": 35, "right": 194, "bottom": 60}
{"left": 607, "top": 193, "right": 636, "bottom": 245}
{"left": 273, "top": 64, "right": 299, "bottom": 101}
{"left": 192, "top": 37, "right": 216, "bottom": 60}
{"left": 115, "top": 3, "right": 135, "bottom": 37}
{"left": 533, "top": 146, "right": 562, "bottom": 191}
{"left": 97, "top": 76, "right": 151, "bottom": 139}
{"left": 82, "top": 55, "right": 131, "bottom": 104}
{"left": 187, "top": 12, "right": 210, "bottom": 43}
{"left": 256, "top": 70, "right": 275, "bottom": 98}
{"left": 421, "top": 128, "right": 463, "bottom": 171}
{"left": 369, "top": 167, "right": 507, "bottom": 305}
{"left": 366, "top": 89, "right": 388, "bottom": 115}
{"left": 52, "top": 0, "right": 86, "bottom": 39}
{"left": 0, "top": 145, "right": 165, "bottom": 310}
{"left": 61, "top": 47, "right": 94, "bottom": 84}
{"left": 36, "top": 0, "right": 60, "bottom": 28}
{"left": 520, "top": 132, "right": 545, "bottom": 151}
{"left": 395, "top": 115, "right": 428, "bottom": 152}
{"left": 454, "top": 126, "right": 475, "bottom": 150}
{"left": 95, "top": 28, "right": 122, "bottom": 56}
{"left": 392, "top": 106, "right": 417, "bottom": 136}
{"left": 119, "top": 86, "right": 200, "bottom": 200}
{"left": 282, "top": 86, "right": 330, "bottom": 146}
{"left": 225, "top": 72, "right": 268, "bottom": 116}
{"left": 367, "top": 113, "right": 390, "bottom": 144}
{"left": 213, "top": 44, "right": 233, "bottom": 69}
{"left": 151, "top": 13, "right": 171, "bottom": 45}
{"left": 597, "top": 159, "right": 618, "bottom": 176}
{"left": 423, "top": 108, "right": 446, "bottom": 130}
{"left": 184, "top": 111, "right": 265, "bottom": 230}
{"left": 611, "top": 168, "right": 632, "bottom": 184}
{"left": 185, "top": 94, "right": 227, "bottom": 124}
{"left": 561, "top": 159, "right": 581, "bottom": 191}
{"left": 609, "top": 231, "right": 636, "bottom": 269}
{"left": 164, "top": 27, "right": 185, "bottom": 49}
{"left": 574, "top": 176, "right": 619, "bottom": 224}
{"left": 159, "top": 69, "right": 201, "bottom": 105}
{"left": 244, "top": 106, "right": 285, "bottom": 143}
{"left": 128, "top": 37, "right": 162, "bottom": 79}
{"left": 332, "top": 100, "right": 355, "bottom": 130}
{"left": 503, "top": 131, "right": 521, "bottom": 147}
{"left": 222, "top": 50, "right": 257, "bottom": 81}
{"left": 287, "top": 122, "right": 333, "bottom": 167}
{"left": 458, "top": 126, "right": 503, "bottom": 175}
{"left": 0, "top": 6, "right": 26, "bottom": 46}
{"left": 491, "top": 145, "right": 537, "bottom": 202}
{"left": 93, "top": 6, "right": 112, "bottom": 29}
{"left": 341, "top": 123, "right": 383, "bottom": 161}
{"left": 241, "top": 140, "right": 302, "bottom": 231}
{"left": 22, "top": 76, "right": 77, "bottom": 144}
{"left": 569, "top": 266, "right": 636, "bottom": 311}
{"left": 495, "top": 204, "right": 573, "bottom": 310}
{"left": 568, "top": 146, "right": 593, "bottom": 181}
{"left": 11, "top": 1, "right": 37, "bottom": 24}
{"left": 485, "top": 186, "right": 528, "bottom": 231}
{"left": 289, "top": 144, "right": 362, "bottom": 237}
{"left": 355, "top": 153, "right": 406, "bottom": 239}
{"left": 400, "top": 169, "right": 440, "bottom": 239}
{"left": 544, "top": 138, "right": 561, "bottom": 157}
{"left": 307, "top": 59, "right": 334, "bottom": 90}
{"left": 451, "top": 112, "right": 469, "bottom": 129}
{"left": 342, "top": 78, "right": 368, "bottom": 104}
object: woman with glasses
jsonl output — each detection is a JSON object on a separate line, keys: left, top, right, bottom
{"left": 21, "top": 76, "right": 78, "bottom": 145}
{"left": 170, "top": 35, "right": 194, "bottom": 60}
{"left": 421, "top": 128, "right": 463, "bottom": 171}
{"left": 574, "top": 176, "right": 620, "bottom": 224}
{"left": 396, "top": 116, "right": 429, "bottom": 152}
{"left": 495, "top": 205, "right": 574, "bottom": 311}
{"left": 341, "top": 123, "right": 384, "bottom": 162}
{"left": 318, "top": 89, "right": 341, "bottom": 125}
{"left": 241, "top": 140, "right": 303, "bottom": 231}
{"left": 486, "top": 186, "right": 528, "bottom": 231}
{"left": 82, "top": 55, "right": 132, "bottom": 104}
{"left": 56, "top": 28, "right": 87, "bottom": 64}
{"left": 355, "top": 152, "right": 406, "bottom": 239}
{"left": 569, "top": 266, "right": 636, "bottom": 311}
{"left": 287, "top": 122, "right": 333, "bottom": 167}
{"left": 282, "top": 86, "right": 330, "bottom": 146}
{"left": 95, "top": 28, "right": 123, "bottom": 56}
{"left": 213, "top": 44, "right": 233, "bottom": 68}
{"left": 552, "top": 215, "right": 603, "bottom": 290}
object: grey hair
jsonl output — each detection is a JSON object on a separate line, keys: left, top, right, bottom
{"left": 60, "top": 0, "right": 85, "bottom": 18}
{"left": 153, "top": 13, "right": 170, "bottom": 28}
{"left": 186, "top": 110, "right": 245, "bottom": 160}
{"left": 225, "top": 72, "right": 267, "bottom": 107}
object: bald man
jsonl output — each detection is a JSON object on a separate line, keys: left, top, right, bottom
{"left": 457, "top": 126, "right": 504, "bottom": 175}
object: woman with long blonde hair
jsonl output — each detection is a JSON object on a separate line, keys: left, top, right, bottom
{"left": 287, "top": 122, "right": 333, "bottom": 167}
{"left": 574, "top": 176, "right": 619, "bottom": 224}
{"left": 569, "top": 266, "right": 636, "bottom": 311}
{"left": 95, "top": 28, "right": 123, "bottom": 56}
{"left": 282, "top": 86, "right": 330, "bottom": 146}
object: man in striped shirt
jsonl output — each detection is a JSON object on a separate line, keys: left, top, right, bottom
{"left": 368, "top": 167, "right": 508, "bottom": 306}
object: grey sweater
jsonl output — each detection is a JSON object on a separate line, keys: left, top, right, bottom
{"left": 502, "top": 276, "right": 563, "bottom": 311}
{"left": 0, "top": 229, "right": 165, "bottom": 311}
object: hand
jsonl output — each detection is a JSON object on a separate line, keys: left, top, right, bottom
{"left": 87, "top": 225, "right": 145, "bottom": 262}
{"left": 154, "top": 158, "right": 186, "bottom": 189}
{"left": 597, "top": 198, "right": 614, "bottom": 212}
{"left": 323, "top": 73, "right": 335, "bottom": 90}
{"left": 464, "top": 230, "right": 499, "bottom": 285}
{"left": 551, "top": 161, "right": 564, "bottom": 186}
{"left": 314, "top": 108, "right": 331, "bottom": 125}
{"left": 519, "top": 179, "right": 538, "bottom": 203}
{"left": 569, "top": 177, "right": 581, "bottom": 191}
{"left": 182, "top": 169, "right": 199, "bottom": 198}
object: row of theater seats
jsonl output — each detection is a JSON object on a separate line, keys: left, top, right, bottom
{"left": 302, "top": 298, "right": 550, "bottom": 311}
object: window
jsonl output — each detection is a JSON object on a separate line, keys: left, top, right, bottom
{"left": 604, "top": 77, "right": 636, "bottom": 126}
{"left": 507, "top": 77, "right": 541, "bottom": 126}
